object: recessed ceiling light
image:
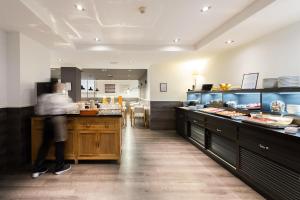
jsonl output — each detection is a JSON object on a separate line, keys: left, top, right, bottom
{"left": 201, "top": 6, "right": 211, "bottom": 12}
{"left": 173, "top": 38, "right": 181, "bottom": 43}
{"left": 95, "top": 37, "right": 100, "bottom": 42}
{"left": 225, "top": 40, "right": 235, "bottom": 44}
{"left": 75, "top": 4, "right": 85, "bottom": 11}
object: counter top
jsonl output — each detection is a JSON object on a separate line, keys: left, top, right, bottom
{"left": 177, "top": 107, "right": 300, "bottom": 140}
{"left": 32, "top": 114, "right": 122, "bottom": 118}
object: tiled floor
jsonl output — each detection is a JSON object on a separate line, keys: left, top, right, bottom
{"left": 0, "top": 124, "right": 264, "bottom": 200}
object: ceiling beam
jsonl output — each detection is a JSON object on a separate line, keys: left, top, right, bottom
{"left": 195, "top": 0, "right": 276, "bottom": 50}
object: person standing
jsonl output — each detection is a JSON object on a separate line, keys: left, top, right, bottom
{"left": 32, "top": 81, "right": 74, "bottom": 178}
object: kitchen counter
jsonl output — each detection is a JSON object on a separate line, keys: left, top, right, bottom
{"left": 33, "top": 113, "right": 122, "bottom": 117}
{"left": 176, "top": 107, "right": 300, "bottom": 200}
{"left": 179, "top": 107, "right": 300, "bottom": 139}
{"left": 31, "top": 115, "right": 122, "bottom": 164}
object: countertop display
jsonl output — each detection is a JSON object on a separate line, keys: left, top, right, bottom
{"left": 180, "top": 107, "right": 300, "bottom": 138}
{"left": 31, "top": 115, "right": 122, "bottom": 164}
{"left": 186, "top": 88, "right": 300, "bottom": 116}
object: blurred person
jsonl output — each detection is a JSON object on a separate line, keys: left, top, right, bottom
{"left": 32, "top": 81, "right": 74, "bottom": 178}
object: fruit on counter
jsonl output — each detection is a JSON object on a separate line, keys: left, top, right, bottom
{"left": 219, "top": 83, "right": 232, "bottom": 91}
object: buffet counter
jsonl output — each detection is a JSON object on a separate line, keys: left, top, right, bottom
{"left": 176, "top": 107, "right": 300, "bottom": 200}
{"left": 31, "top": 114, "right": 122, "bottom": 164}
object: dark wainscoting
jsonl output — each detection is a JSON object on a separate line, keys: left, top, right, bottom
{"left": 0, "top": 108, "right": 7, "bottom": 169}
{"left": 149, "top": 101, "right": 182, "bottom": 130}
{"left": 1, "top": 106, "right": 34, "bottom": 170}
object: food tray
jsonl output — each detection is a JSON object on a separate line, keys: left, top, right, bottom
{"left": 242, "top": 119, "right": 298, "bottom": 129}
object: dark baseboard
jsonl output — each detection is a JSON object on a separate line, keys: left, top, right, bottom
{"left": 149, "top": 101, "right": 182, "bottom": 130}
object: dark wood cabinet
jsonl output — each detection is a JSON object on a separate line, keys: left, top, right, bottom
{"left": 176, "top": 107, "right": 300, "bottom": 200}
{"left": 175, "top": 108, "right": 187, "bottom": 137}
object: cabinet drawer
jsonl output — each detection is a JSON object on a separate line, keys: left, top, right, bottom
{"left": 206, "top": 118, "right": 237, "bottom": 141}
{"left": 188, "top": 112, "right": 205, "bottom": 125}
{"left": 239, "top": 127, "right": 268, "bottom": 157}
{"left": 240, "top": 126, "right": 300, "bottom": 173}
{"left": 77, "top": 118, "right": 116, "bottom": 130}
{"left": 32, "top": 118, "right": 75, "bottom": 130}
{"left": 266, "top": 137, "right": 300, "bottom": 173}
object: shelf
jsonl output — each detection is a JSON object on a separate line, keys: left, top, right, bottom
{"left": 187, "top": 87, "right": 300, "bottom": 94}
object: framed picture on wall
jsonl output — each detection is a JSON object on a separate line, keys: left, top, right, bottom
{"left": 160, "top": 83, "right": 167, "bottom": 92}
{"left": 241, "top": 73, "right": 259, "bottom": 89}
{"left": 105, "top": 84, "right": 115, "bottom": 93}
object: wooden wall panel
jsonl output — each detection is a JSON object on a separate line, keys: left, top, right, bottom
{"left": 149, "top": 101, "right": 182, "bottom": 130}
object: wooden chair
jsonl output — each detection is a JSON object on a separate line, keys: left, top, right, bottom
{"left": 132, "top": 106, "right": 146, "bottom": 127}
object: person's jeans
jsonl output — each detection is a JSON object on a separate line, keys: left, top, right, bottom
{"left": 33, "top": 117, "right": 65, "bottom": 171}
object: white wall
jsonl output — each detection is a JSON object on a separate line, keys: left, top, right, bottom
{"left": 20, "top": 34, "right": 50, "bottom": 106}
{"left": 207, "top": 21, "right": 300, "bottom": 88}
{"left": 81, "top": 80, "right": 140, "bottom": 98}
{"left": 149, "top": 63, "right": 191, "bottom": 101}
{"left": 139, "top": 71, "right": 150, "bottom": 100}
{"left": 0, "top": 30, "right": 7, "bottom": 108}
{"left": 149, "top": 21, "right": 300, "bottom": 101}
{"left": 4, "top": 32, "right": 50, "bottom": 107}
{"left": 6, "top": 32, "right": 21, "bottom": 107}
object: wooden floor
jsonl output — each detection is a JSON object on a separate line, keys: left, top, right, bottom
{"left": 0, "top": 124, "right": 264, "bottom": 200}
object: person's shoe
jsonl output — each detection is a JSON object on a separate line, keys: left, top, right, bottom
{"left": 32, "top": 167, "right": 48, "bottom": 178}
{"left": 54, "top": 164, "right": 71, "bottom": 175}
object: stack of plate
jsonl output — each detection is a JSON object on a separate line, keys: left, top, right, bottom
{"left": 263, "top": 78, "right": 278, "bottom": 88}
{"left": 278, "top": 76, "right": 300, "bottom": 88}
{"left": 287, "top": 104, "right": 300, "bottom": 115}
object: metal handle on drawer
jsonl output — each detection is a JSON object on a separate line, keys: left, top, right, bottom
{"left": 86, "top": 123, "right": 91, "bottom": 128}
{"left": 216, "top": 128, "right": 222, "bottom": 133}
{"left": 258, "top": 144, "right": 269, "bottom": 150}
{"left": 193, "top": 120, "right": 198, "bottom": 123}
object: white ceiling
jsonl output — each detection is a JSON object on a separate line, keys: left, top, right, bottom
{"left": 0, "top": 0, "right": 300, "bottom": 69}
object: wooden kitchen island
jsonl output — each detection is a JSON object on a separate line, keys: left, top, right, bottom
{"left": 31, "top": 115, "right": 122, "bottom": 164}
